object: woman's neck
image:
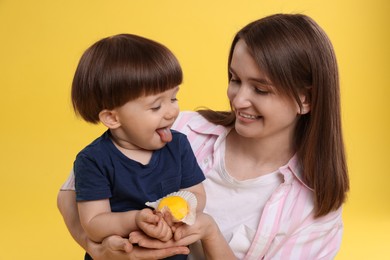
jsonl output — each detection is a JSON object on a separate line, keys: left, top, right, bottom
{"left": 225, "top": 129, "right": 295, "bottom": 180}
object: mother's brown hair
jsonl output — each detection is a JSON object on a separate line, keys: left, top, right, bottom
{"left": 199, "top": 13, "right": 349, "bottom": 217}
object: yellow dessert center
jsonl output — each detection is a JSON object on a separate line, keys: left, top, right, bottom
{"left": 157, "top": 196, "right": 189, "bottom": 220}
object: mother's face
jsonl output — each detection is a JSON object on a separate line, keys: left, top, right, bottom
{"left": 227, "top": 40, "right": 305, "bottom": 141}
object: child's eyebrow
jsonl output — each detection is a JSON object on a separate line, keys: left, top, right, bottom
{"left": 145, "top": 86, "right": 180, "bottom": 104}
{"left": 172, "top": 85, "right": 180, "bottom": 93}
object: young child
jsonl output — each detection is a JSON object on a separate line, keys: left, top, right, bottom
{"left": 71, "top": 34, "right": 205, "bottom": 259}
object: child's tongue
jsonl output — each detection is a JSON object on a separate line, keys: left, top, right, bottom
{"left": 156, "top": 127, "right": 172, "bottom": 143}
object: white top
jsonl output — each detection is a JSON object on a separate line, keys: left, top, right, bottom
{"left": 189, "top": 133, "right": 282, "bottom": 259}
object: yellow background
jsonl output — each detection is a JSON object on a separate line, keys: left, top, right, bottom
{"left": 0, "top": 0, "right": 389, "bottom": 259}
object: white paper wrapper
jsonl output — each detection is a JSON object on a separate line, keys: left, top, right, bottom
{"left": 146, "top": 190, "right": 197, "bottom": 225}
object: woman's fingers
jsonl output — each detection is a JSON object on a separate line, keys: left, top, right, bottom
{"left": 129, "top": 231, "right": 173, "bottom": 249}
{"left": 104, "top": 235, "right": 133, "bottom": 252}
{"left": 131, "top": 246, "right": 190, "bottom": 259}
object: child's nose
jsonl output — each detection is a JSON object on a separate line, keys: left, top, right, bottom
{"left": 165, "top": 105, "right": 178, "bottom": 120}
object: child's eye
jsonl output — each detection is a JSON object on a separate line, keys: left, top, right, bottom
{"left": 151, "top": 105, "right": 161, "bottom": 111}
{"left": 171, "top": 98, "right": 178, "bottom": 103}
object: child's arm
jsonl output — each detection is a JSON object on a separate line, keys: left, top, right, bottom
{"left": 78, "top": 199, "right": 140, "bottom": 243}
{"left": 57, "top": 190, "right": 191, "bottom": 258}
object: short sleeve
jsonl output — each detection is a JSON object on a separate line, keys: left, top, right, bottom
{"left": 178, "top": 134, "right": 206, "bottom": 188}
{"left": 74, "top": 154, "right": 112, "bottom": 201}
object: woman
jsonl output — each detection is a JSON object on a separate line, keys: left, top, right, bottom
{"left": 58, "top": 13, "right": 349, "bottom": 259}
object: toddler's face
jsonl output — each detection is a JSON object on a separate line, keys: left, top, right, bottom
{"left": 113, "top": 86, "right": 180, "bottom": 150}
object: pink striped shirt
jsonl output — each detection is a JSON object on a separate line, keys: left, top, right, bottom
{"left": 173, "top": 111, "right": 343, "bottom": 260}
{"left": 61, "top": 111, "right": 344, "bottom": 259}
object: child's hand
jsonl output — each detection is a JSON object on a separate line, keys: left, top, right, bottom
{"left": 136, "top": 208, "right": 173, "bottom": 242}
{"left": 161, "top": 211, "right": 185, "bottom": 234}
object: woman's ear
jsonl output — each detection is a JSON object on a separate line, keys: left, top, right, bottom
{"left": 99, "top": 109, "right": 121, "bottom": 129}
{"left": 298, "top": 88, "right": 311, "bottom": 115}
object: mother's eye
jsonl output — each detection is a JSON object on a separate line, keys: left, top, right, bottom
{"left": 254, "top": 87, "right": 269, "bottom": 95}
{"left": 230, "top": 77, "right": 240, "bottom": 84}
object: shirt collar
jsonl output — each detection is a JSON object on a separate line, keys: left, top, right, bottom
{"left": 279, "top": 154, "right": 313, "bottom": 191}
{"left": 187, "top": 112, "right": 313, "bottom": 191}
{"left": 186, "top": 112, "right": 227, "bottom": 136}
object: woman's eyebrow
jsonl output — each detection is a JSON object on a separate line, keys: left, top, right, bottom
{"left": 250, "top": 77, "right": 273, "bottom": 86}
{"left": 229, "top": 67, "right": 272, "bottom": 85}
{"left": 228, "top": 67, "right": 237, "bottom": 76}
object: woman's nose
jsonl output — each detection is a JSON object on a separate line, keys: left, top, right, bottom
{"left": 231, "top": 86, "right": 251, "bottom": 108}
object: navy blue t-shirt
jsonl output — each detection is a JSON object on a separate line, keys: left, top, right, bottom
{"left": 74, "top": 129, "right": 205, "bottom": 211}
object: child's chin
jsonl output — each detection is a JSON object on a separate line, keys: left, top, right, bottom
{"left": 149, "top": 141, "right": 167, "bottom": 150}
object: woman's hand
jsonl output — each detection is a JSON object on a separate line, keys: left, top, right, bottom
{"left": 87, "top": 235, "right": 189, "bottom": 260}
{"left": 130, "top": 213, "right": 236, "bottom": 260}
{"left": 129, "top": 212, "right": 217, "bottom": 249}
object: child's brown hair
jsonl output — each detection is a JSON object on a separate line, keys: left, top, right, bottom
{"left": 71, "top": 34, "right": 182, "bottom": 123}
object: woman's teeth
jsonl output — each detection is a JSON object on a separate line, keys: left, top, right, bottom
{"left": 239, "top": 112, "right": 258, "bottom": 119}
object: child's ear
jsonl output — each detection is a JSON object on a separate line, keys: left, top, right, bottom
{"left": 99, "top": 109, "right": 121, "bottom": 129}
